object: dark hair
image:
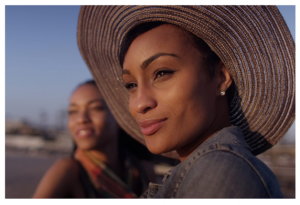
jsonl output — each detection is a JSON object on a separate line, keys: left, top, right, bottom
{"left": 119, "top": 21, "right": 221, "bottom": 79}
{"left": 71, "top": 79, "right": 97, "bottom": 95}
{"left": 78, "top": 79, "right": 97, "bottom": 87}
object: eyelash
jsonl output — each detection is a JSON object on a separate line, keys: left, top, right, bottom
{"left": 153, "top": 68, "right": 175, "bottom": 80}
{"left": 92, "top": 106, "right": 105, "bottom": 111}
{"left": 124, "top": 68, "right": 175, "bottom": 91}
{"left": 68, "top": 110, "right": 77, "bottom": 115}
{"left": 125, "top": 82, "right": 137, "bottom": 90}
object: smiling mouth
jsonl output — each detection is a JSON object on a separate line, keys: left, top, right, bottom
{"left": 138, "top": 118, "right": 167, "bottom": 136}
{"left": 77, "top": 129, "right": 94, "bottom": 138}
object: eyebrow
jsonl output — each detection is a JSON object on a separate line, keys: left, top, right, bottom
{"left": 69, "top": 99, "right": 104, "bottom": 107}
{"left": 122, "top": 52, "right": 179, "bottom": 75}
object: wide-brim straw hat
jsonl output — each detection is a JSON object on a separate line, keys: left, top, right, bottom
{"left": 77, "top": 6, "right": 295, "bottom": 159}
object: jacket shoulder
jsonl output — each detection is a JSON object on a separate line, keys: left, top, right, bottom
{"left": 176, "top": 146, "right": 281, "bottom": 198}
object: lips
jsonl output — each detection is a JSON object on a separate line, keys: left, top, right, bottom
{"left": 138, "top": 118, "right": 167, "bottom": 136}
{"left": 76, "top": 129, "right": 94, "bottom": 138}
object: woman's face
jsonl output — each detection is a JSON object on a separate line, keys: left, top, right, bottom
{"left": 68, "top": 84, "right": 118, "bottom": 150}
{"left": 122, "top": 24, "right": 220, "bottom": 156}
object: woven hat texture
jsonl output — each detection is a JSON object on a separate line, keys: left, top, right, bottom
{"left": 77, "top": 6, "right": 295, "bottom": 158}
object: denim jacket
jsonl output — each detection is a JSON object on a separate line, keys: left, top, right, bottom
{"left": 141, "top": 126, "right": 282, "bottom": 198}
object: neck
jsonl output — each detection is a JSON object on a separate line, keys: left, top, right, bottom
{"left": 177, "top": 98, "right": 231, "bottom": 162}
{"left": 176, "top": 123, "right": 224, "bottom": 162}
{"left": 88, "top": 135, "right": 122, "bottom": 176}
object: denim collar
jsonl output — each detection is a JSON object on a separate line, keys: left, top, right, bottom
{"left": 162, "top": 126, "right": 250, "bottom": 182}
{"left": 197, "top": 126, "right": 250, "bottom": 151}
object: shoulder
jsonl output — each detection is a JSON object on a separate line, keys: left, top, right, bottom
{"left": 51, "top": 158, "right": 80, "bottom": 174}
{"left": 176, "top": 148, "right": 273, "bottom": 198}
{"left": 33, "top": 158, "right": 81, "bottom": 198}
{"left": 42, "top": 158, "right": 80, "bottom": 181}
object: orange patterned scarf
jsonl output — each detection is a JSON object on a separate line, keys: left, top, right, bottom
{"left": 75, "top": 149, "right": 147, "bottom": 198}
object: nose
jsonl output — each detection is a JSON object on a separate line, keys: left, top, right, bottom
{"left": 77, "top": 110, "right": 90, "bottom": 124}
{"left": 134, "top": 85, "right": 157, "bottom": 114}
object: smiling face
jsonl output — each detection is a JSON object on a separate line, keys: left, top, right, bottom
{"left": 67, "top": 83, "right": 119, "bottom": 151}
{"left": 122, "top": 24, "right": 227, "bottom": 159}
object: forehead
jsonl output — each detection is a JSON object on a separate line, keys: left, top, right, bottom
{"left": 70, "top": 84, "right": 103, "bottom": 103}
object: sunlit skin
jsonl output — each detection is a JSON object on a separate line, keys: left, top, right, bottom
{"left": 68, "top": 83, "right": 120, "bottom": 170}
{"left": 122, "top": 24, "right": 232, "bottom": 161}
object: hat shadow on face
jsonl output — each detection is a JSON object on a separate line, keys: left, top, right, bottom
{"left": 229, "top": 80, "right": 272, "bottom": 156}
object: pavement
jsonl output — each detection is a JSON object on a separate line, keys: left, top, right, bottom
{"left": 5, "top": 152, "right": 62, "bottom": 198}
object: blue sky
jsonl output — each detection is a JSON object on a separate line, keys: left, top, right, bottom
{"left": 5, "top": 6, "right": 93, "bottom": 127}
{"left": 4, "top": 5, "right": 295, "bottom": 141}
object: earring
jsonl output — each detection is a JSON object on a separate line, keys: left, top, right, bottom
{"left": 220, "top": 91, "right": 225, "bottom": 96}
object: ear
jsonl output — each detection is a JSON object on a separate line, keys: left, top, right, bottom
{"left": 216, "top": 62, "right": 232, "bottom": 96}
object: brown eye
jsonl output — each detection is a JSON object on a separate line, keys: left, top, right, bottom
{"left": 154, "top": 69, "right": 175, "bottom": 80}
{"left": 91, "top": 106, "right": 105, "bottom": 111}
{"left": 68, "top": 110, "right": 77, "bottom": 115}
{"left": 125, "top": 82, "right": 137, "bottom": 90}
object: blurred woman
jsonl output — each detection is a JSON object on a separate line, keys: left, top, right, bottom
{"left": 33, "top": 80, "right": 154, "bottom": 198}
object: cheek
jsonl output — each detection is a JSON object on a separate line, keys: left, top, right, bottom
{"left": 92, "top": 113, "right": 106, "bottom": 129}
{"left": 165, "top": 76, "right": 215, "bottom": 125}
{"left": 129, "top": 96, "right": 137, "bottom": 119}
{"left": 67, "top": 117, "right": 75, "bottom": 133}
{"left": 92, "top": 112, "right": 118, "bottom": 135}
{"left": 67, "top": 117, "right": 79, "bottom": 143}
{"left": 159, "top": 75, "right": 200, "bottom": 111}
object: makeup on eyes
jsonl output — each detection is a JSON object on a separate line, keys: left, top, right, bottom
{"left": 90, "top": 105, "right": 105, "bottom": 111}
{"left": 153, "top": 68, "right": 176, "bottom": 80}
{"left": 123, "top": 67, "right": 177, "bottom": 91}
{"left": 68, "top": 100, "right": 105, "bottom": 115}
{"left": 125, "top": 82, "right": 137, "bottom": 91}
{"left": 68, "top": 109, "right": 77, "bottom": 115}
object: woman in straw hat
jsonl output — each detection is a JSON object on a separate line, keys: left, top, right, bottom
{"left": 33, "top": 80, "right": 155, "bottom": 198}
{"left": 77, "top": 6, "right": 294, "bottom": 198}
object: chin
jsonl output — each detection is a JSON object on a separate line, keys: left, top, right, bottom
{"left": 76, "top": 141, "right": 98, "bottom": 151}
{"left": 145, "top": 139, "right": 174, "bottom": 155}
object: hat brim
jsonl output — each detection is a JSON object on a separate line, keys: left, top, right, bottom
{"left": 77, "top": 6, "right": 295, "bottom": 158}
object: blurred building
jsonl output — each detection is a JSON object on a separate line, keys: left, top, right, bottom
{"left": 5, "top": 119, "right": 73, "bottom": 156}
{"left": 6, "top": 119, "right": 42, "bottom": 136}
